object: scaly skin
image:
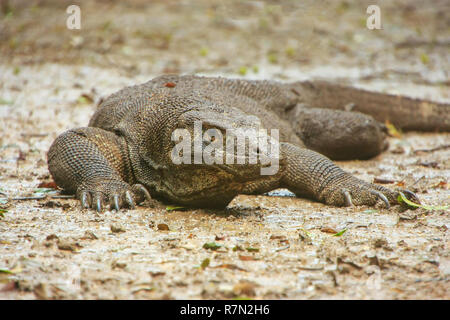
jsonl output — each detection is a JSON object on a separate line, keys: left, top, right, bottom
{"left": 47, "top": 75, "right": 433, "bottom": 211}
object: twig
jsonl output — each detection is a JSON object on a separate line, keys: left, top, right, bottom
{"left": 5, "top": 194, "right": 75, "bottom": 201}
{"left": 20, "top": 133, "right": 49, "bottom": 138}
{"left": 273, "top": 245, "right": 290, "bottom": 252}
{"left": 51, "top": 195, "right": 76, "bottom": 199}
{"left": 298, "top": 266, "right": 324, "bottom": 271}
{"left": 395, "top": 39, "right": 450, "bottom": 48}
{"left": 12, "top": 196, "right": 47, "bottom": 200}
{"left": 413, "top": 144, "right": 450, "bottom": 154}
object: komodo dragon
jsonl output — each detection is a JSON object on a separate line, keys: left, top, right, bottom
{"left": 47, "top": 75, "right": 449, "bottom": 211}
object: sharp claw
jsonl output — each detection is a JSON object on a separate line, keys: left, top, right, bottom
{"left": 96, "top": 197, "right": 102, "bottom": 212}
{"left": 125, "top": 191, "right": 135, "bottom": 209}
{"left": 402, "top": 189, "right": 420, "bottom": 204}
{"left": 113, "top": 195, "right": 120, "bottom": 211}
{"left": 343, "top": 190, "right": 353, "bottom": 207}
{"left": 81, "top": 191, "right": 90, "bottom": 209}
{"left": 371, "top": 190, "right": 390, "bottom": 209}
{"left": 136, "top": 184, "right": 151, "bottom": 201}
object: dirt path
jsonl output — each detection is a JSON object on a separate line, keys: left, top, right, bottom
{"left": 0, "top": 0, "right": 448, "bottom": 299}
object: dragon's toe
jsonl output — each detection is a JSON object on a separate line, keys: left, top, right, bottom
{"left": 76, "top": 181, "right": 151, "bottom": 212}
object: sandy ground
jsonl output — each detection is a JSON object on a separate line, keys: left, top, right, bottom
{"left": 0, "top": 0, "right": 449, "bottom": 299}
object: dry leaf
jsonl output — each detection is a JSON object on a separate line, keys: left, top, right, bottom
{"left": 157, "top": 224, "right": 169, "bottom": 231}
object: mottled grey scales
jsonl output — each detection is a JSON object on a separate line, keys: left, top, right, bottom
{"left": 48, "top": 75, "right": 449, "bottom": 211}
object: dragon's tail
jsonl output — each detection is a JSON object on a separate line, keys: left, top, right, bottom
{"left": 291, "top": 80, "right": 450, "bottom": 132}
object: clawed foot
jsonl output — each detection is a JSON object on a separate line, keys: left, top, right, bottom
{"left": 341, "top": 188, "right": 391, "bottom": 208}
{"left": 77, "top": 180, "right": 151, "bottom": 212}
{"left": 322, "top": 176, "right": 419, "bottom": 209}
